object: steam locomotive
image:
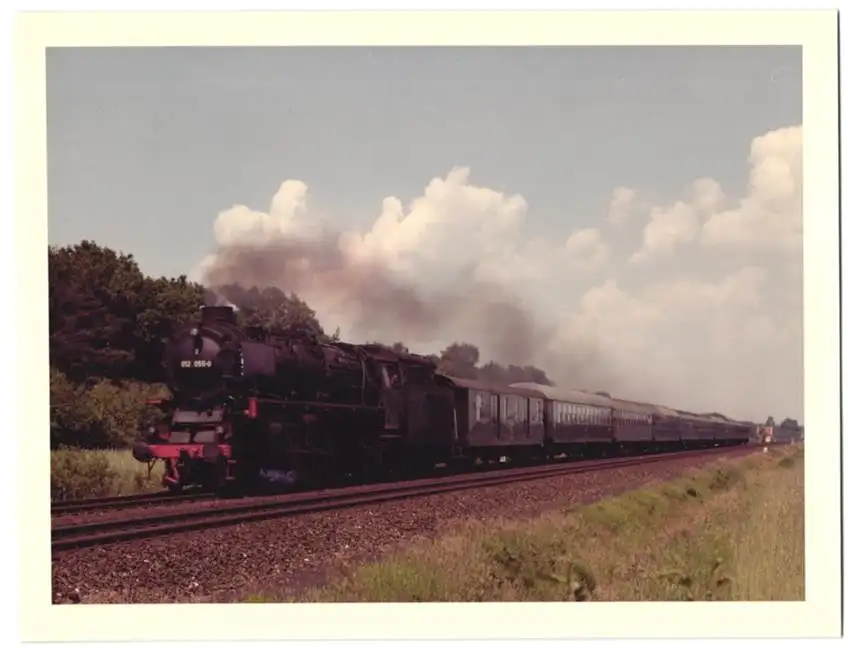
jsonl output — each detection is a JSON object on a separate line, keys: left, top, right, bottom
{"left": 133, "top": 304, "right": 759, "bottom": 494}
{"left": 133, "top": 305, "right": 457, "bottom": 492}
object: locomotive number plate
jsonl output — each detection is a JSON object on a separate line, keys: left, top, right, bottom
{"left": 180, "top": 360, "right": 213, "bottom": 368}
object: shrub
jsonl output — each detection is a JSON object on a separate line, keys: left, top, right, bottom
{"left": 50, "top": 366, "right": 169, "bottom": 449}
{"left": 51, "top": 447, "right": 165, "bottom": 500}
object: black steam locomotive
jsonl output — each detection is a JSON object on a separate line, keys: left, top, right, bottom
{"left": 133, "top": 304, "right": 757, "bottom": 495}
{"left": 133, "top": 305, "right": 457, "bottom": 492}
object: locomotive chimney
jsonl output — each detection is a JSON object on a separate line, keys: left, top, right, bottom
{"left": 200, "top": 305, "right": 237, "bottom": 325}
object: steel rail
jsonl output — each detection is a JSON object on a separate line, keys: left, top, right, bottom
{"left": 51, "top": 445, "right": 756, "bottom": 552}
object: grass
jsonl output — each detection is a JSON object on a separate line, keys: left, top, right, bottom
{"left": 248, "top": 444, "right": 804, "bottom": 603}
{"left": 51, "top": 447, "right": 165, "bottom": 501}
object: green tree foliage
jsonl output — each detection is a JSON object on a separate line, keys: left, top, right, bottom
{"left": 49, "top": 241, "right": 148, "bottom": 382}
{"left": 211, "top": 283, "right": 326, "bottom": 338}
{"left": 49, "top": 366, "right": 168, "bottom": 449}
{"left": 48, "top": 241, "right": 206, "bottom": 383}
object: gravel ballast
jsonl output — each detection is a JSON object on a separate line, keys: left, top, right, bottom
{"left": 51, "top": 447, "right": 759, "bottom": 604}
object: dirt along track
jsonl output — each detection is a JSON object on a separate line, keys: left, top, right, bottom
{"left": 52, "top": 443, "right": 769, "bottom": 604}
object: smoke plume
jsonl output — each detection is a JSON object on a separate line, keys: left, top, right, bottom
{"left": 199, "top": 225, "right": 616, "bottom": 392}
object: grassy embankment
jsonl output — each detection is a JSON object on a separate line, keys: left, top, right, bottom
{"left": 51, "top": 448, "right": 165, "bottom": 501}
{"left": 251, "top": 444, "right": 804, "bottom": 602}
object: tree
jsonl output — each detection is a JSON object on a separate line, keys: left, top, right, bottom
{"left": 49, "top": 241, "right": 148, "bottom": 382}
{"left": 49, "top": 241, "right": 209, "bottom": 383}
{"left": 438, "top": 342, "right": 480, "bottom": 379}
{"left": 212, "top": 283, "right": 326, "bottom": 338}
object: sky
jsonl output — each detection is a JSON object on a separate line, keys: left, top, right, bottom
{"left": 46, "top": 46, "right": 803, "bottom": 423}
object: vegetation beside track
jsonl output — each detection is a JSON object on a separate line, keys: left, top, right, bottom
{"left": 252, "top": 444, "right": 803, "bottom": 602}
{"left": 51, "top": 448, "right": 165, "bottom": 501}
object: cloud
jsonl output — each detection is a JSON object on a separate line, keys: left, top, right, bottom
{"left": 629, "top": 200, "right": 700, "bottom": 264}
{"left": 195, "top": 124, "right": 802, "bottom": 423}
{"left": 701, "top": 125, "right": 802, "bottom": 254}
{"left": 563, "top": 228, "right": 610, "bottom": 272}
{"left": 607, "top": 187, "right": 637, "bottom": 224}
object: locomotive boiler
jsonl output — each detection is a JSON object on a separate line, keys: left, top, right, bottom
{"left": 164, "top": 304, "right": 383, "bottom": 407}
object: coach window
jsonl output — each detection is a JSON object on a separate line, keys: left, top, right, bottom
{"left": 480, "top": 393, "right": 490, "bottom": 419}
{"left": 474, "top": 392, "right": 484, "bottom": 422}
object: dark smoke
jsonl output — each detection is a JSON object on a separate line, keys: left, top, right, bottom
{"left": 200, "top": 227, "right": 620, "bottom": 392}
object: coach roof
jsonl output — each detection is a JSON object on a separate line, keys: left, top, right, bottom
{"left": 508, "top": 382, "right": 619, "bottom": 409}
{"left": 438, "top": 375, "right": 548, "bottom": 399}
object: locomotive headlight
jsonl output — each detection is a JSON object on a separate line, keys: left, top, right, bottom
{"left": 147, "top": 426, "right": 156, "bottom": 436}
{"left": 215, "top": 425, "right": 225, "bottom": 435}
{"left": 190, "top": 328, "right": 199, "bottom": 336}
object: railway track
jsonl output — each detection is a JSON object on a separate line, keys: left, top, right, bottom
{"left": 51, "top": 445, "right": 758, "bottom": 552}
{"left": 50, "top": 490, "right": 214, "bottom": 516}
